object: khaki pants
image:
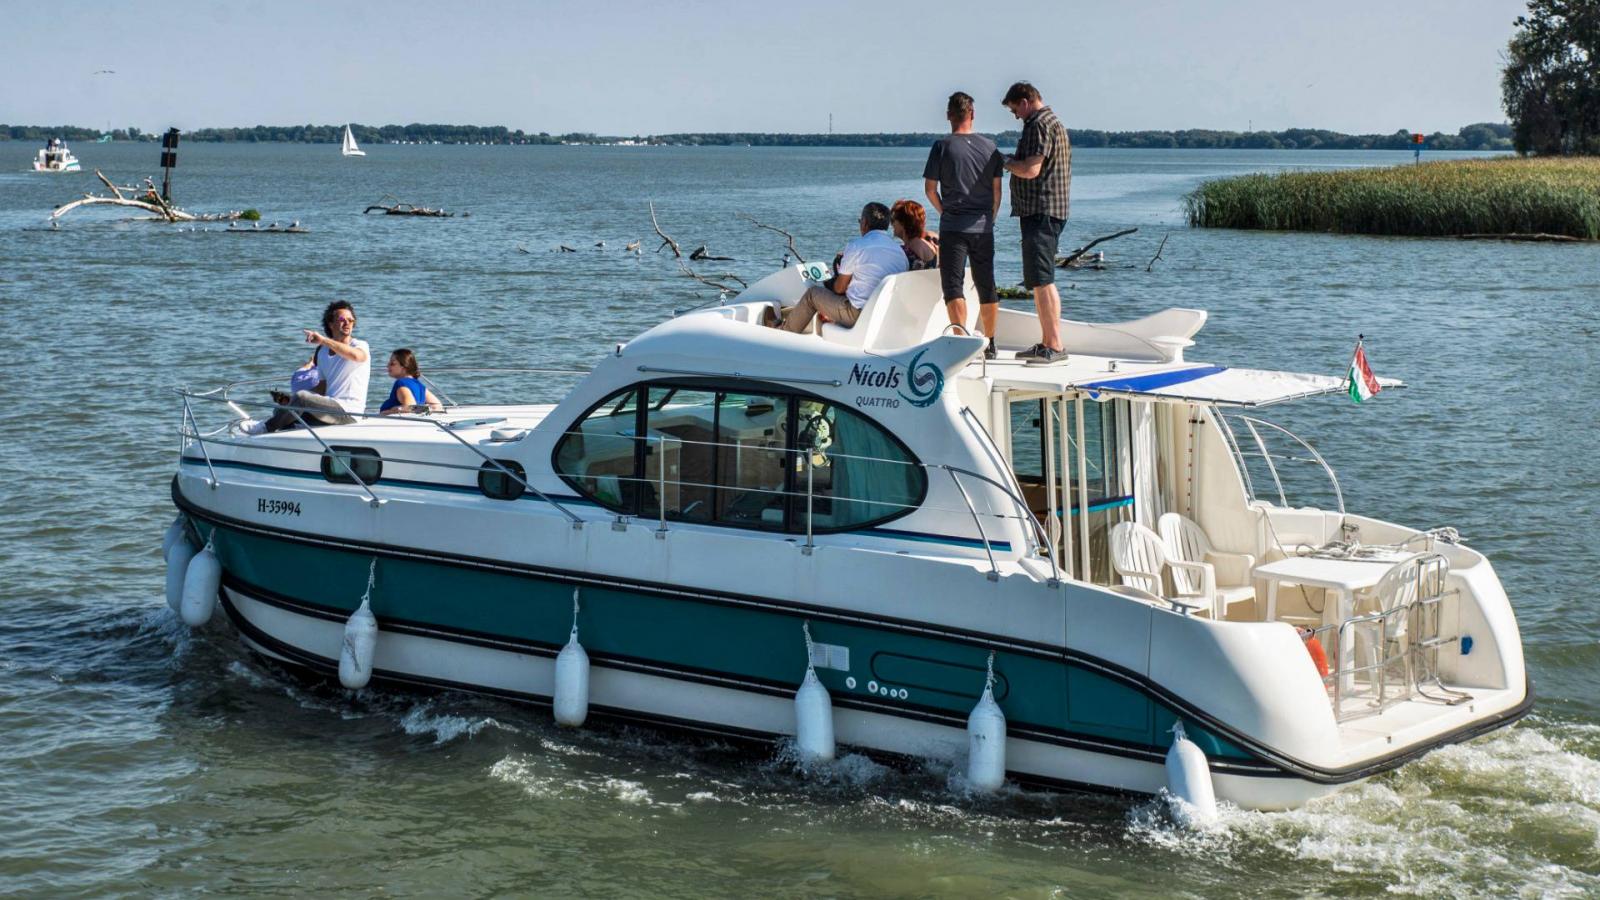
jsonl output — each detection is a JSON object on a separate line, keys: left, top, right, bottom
{"left": 779, "top": 284, "right": 862, "bottom": 333}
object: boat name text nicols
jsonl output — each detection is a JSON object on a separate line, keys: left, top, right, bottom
{"left": 553, "top": 588, "right": 590, "bottom": 727}
{"left": 165, "top": 534, "right": 197, "bottom": 614}
{"left": 793, "top": 622, "right": 836, "bottom": 763}
{"left": 965, "top": 651, "right": 1007, "bottom": 793}
{"left": 339, "top": 560, "right": 379, "bottom": 690}
{"left": 179, "top": 537, "right": 222, "bottom": 626}
{"left": 1164, "top": 721, "right": 1218, "bottom": 827}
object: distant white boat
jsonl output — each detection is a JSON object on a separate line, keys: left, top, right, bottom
{"left": 32, "top": 138, "right": 81, "bottom": 173}
{"left": 342, "top": 125, "right": 365, "bottom": 157}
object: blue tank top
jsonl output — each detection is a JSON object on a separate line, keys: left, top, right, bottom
{"left": 380, "top": 377, "right": 427, "bottom": 412}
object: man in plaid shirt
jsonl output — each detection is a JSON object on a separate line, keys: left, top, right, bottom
{"left": 1002, "top": 81, "right": 1072, "bottom": 365}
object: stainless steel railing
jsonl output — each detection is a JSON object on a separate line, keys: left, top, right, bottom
{"left": 1220, "top": 413, "right": 1346, "bottom": 514}
{"left": 1300, "top": 553, "right": 1465, "bottom": 722}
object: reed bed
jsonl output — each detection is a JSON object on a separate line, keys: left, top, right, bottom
{"left": 1184, "top": 156, "right": 1600, "bottom": 239}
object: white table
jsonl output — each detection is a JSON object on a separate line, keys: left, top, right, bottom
{"left": 1252, "top": 555, "right": 1395, "bottom": 694}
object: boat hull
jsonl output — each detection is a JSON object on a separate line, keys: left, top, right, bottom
{"left": 219, "top": 578, "right": 1344, "bottom": 810}
{"left": 171, "top": 483, "right": 1525, "bottom": 812}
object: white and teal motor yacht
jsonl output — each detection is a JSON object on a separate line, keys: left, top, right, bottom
{"left": 168, "top": 265, "right": 1530, "bottom": 810}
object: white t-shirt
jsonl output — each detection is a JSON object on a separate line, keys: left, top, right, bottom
{"left": 837, "top": 229, "right": 909, "bottom": 308}
{"left": 316, "top": 338, "right": 371, "bottom": 414}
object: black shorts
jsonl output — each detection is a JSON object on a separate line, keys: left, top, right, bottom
{"left": 1020, "top": 214, "right": 1066, "bottom": 288}
{"left": 938, "top": 231, "right": 998, "bottom": 304}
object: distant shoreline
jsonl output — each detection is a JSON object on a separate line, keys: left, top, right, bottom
{"left": 5, "top": 122, "right": 1514, "bottom": 151}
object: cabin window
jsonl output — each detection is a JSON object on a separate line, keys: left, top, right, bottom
{"left": 321, "top": 446, "right": 382, "bottom": 485}
{"left": 553, "top": 387, "right": 644, "bottom": 512}
{"left": 553, "top": 382, "right": 924, "bottom": 533}
{"left": 478, "top": 459, "right": 527, "bottom": 501}
{"left": 792, "top": 400, "right": 925, "bottom": 530}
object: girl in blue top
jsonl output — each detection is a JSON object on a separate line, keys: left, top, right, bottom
{"left": 379, "top": 348, "right": 442, "bottom": 414}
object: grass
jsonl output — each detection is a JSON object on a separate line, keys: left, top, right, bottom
{"left": 1183, "top": 156, "right": 1600, "bottom": 239}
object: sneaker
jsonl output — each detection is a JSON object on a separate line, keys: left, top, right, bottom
{"left": 1016, "top": 343, "right": 1068, "bottom": 366}
{"left": 983, "top": 339, "right": 998, "bottom": 361}
{"left": 760, "top": 305, "right": 780, "bottom": 328}
{"left": 239, "top": 418, "right": 267, "bottom": 435}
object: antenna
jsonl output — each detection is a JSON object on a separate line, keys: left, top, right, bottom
{"left": 828, "top": 112, "right": 833, "bottom": 135}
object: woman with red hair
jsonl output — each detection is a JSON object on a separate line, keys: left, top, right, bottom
{"left": 890, "top": 199, "right": 939, "bottom": 271}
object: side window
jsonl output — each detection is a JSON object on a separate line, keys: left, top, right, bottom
{"left": 554, "top": 387, "right": 643, "bottom": 511}
{"left": 553, "top": 383, "right": 922, "bottom": 533}
{"left": 478, "top": 459, "right": 527, "bottom": 501}
{"left": 640, "top": 387, "right": 718, "bottom": 524}
{"left": 322, "top": 446, "right": 382, "bottom": 485}
{"left": 711, "top": 391, "right": 789, "bottom": 530}
{"left": 795, "top": 403, "right": 925, "bottom": 530}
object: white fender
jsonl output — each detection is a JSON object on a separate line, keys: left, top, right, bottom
{"left": 1165, "top": 721, "right": 1218, "bottom": 827}
{"left": 965, "top": 683, "right": 1007, "bottom": 793}
{"left": 793, "top": 667, "right": 835, "bottom": 763}
{"left": 180, "top": 546, "right": 221, "bottom": 626}
{"left": 339, "top": 598, "right": 378, "bottom": 689}
{"left": 553, "top": 632, "right": 590, "bottom": 727}
{"left": 165, "top": 539, "right": 196, "bottom": 613}
{"left": 161, "top": 516, "right": 186, "bottom": 562}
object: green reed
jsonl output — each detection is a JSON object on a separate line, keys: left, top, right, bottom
{"left": 1184, "top": 156, "right": 1600, "bottom": 239}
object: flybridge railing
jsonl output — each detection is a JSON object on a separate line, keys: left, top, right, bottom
{"left": 1219, "top": 413, "right": 1345, "bottom": 514}
{"left": 174, "top": 389, "right": 1061, "bottom": 584}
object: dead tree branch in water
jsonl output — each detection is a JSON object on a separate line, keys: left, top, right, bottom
{"left": 1058, "top": 227, "right": 1138, "bottom": 268}
{"left": 736, "top": 212, "right": 806, "bottom": 263}
{"left": 49, "top": 170, "right": 250, "bottom": 223}
{"left": 649, "top": 201, "right": 682, "bottom": 257}
{"left": 676, "top": 259, "right": 744, "bottom": 294}
{"left": 1146, "top": 233, "right": 1169, "bottom": 272}
{"left": 689, "top": 245, "right": 733, "bottom": 262}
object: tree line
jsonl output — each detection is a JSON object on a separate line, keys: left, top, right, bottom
{"left": 4, "top": 122, "right": 1515, "bottom": 150}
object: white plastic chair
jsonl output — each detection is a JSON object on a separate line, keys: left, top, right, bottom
{"left": 1157, "top": 513, "right": 1258, "bottom": 621}
{"left": 1108, "top": 522, "right": 1208, "bottom": 615}
{"left": 1354, "top": 554, "right": 1437, "bottom": 702}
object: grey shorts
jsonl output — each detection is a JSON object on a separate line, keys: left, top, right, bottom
{"left": 938, "top": 231, "right": 998, "bottom": 304}
{"left": 1020, "top": 214, "right": 1066, "bottom": 288}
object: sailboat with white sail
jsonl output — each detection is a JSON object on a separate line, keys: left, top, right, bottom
{"left": 342, "top": 125, "right": 365, "bottom": 157}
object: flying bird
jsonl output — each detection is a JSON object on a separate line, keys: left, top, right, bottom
{"left": 93, "top": 69, "right": 116, "bottom": 75}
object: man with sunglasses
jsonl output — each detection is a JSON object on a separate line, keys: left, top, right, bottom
{"left": 1001, "top": 81, "right": 1071, "bottom": 365}
{"left": 253, "top": 300, "right": 372, "bottom": 433}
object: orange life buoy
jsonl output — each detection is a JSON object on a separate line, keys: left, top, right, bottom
{"left": 1302, "top": 633, "right": 1330, "bottom": 678}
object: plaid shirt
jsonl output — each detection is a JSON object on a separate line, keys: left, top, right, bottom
{"left": 1010, "top": 106, "right": 1072, "bottom": 219}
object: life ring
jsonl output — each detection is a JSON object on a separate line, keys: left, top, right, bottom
{"left": 1298, "top": 628, "right": 1330, "bottom": 678}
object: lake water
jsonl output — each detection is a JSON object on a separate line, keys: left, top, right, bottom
{"left": 2, "top": 142, "right": 1598, "bottom": 897}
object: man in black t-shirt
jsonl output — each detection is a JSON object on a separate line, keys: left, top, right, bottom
{"left": 923, "top": 91, "right": 1005, "bottom": 359}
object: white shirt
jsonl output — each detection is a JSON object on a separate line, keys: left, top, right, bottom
{"left": 316, "top": 337, "right": 371, "bottom": 414}
{"left": 837, "top": 229, "right": 909, "bottom": 308}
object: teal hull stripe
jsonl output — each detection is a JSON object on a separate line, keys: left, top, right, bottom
{"left": 181, "top": 456, "right": 1007, "bottom": 550}
{"left": 219, "top": 572, "right": 1277, "bottom": 776}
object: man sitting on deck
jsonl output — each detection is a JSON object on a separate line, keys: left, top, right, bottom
{"left": 772, "top": 202, "right": 908, "bottom": 334}
{"left": 252, "top": 300, "right": 372, "bottom": 433}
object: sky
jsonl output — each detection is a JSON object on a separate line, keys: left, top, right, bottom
{"left": 0, "top": 0, "right": 1530, "bottom": 135}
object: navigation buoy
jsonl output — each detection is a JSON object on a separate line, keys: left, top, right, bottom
{"left": 180, "top": 541, "right": 221, "bottom": 626}
{"left": 165, "top": 537, "right": 196, "bottom": 613}
{"left": 339, "top": 560, "right": 379, "bottom": 690}
{"left": 553, "top": 588, "right": 590, "bottom": 727}
{"left": 161, "top": 516, "right": 186, "bottom": 562}
{"left": 793, "top": 623, "right": 835, "bottom": 763}
{"left": 1165, "top": 721, "right": 1218, "bottom": 827}
{"left": 966, "top": 651, "right": 1007, "bottom": 793}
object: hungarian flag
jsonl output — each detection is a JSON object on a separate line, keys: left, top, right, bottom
{"left": 1347, "top": 339, "right": 1381, "bottom": 404}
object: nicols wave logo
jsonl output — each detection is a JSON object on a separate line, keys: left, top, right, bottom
{"left": 847, "top": 349, "right": 943, "bottom": 409}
